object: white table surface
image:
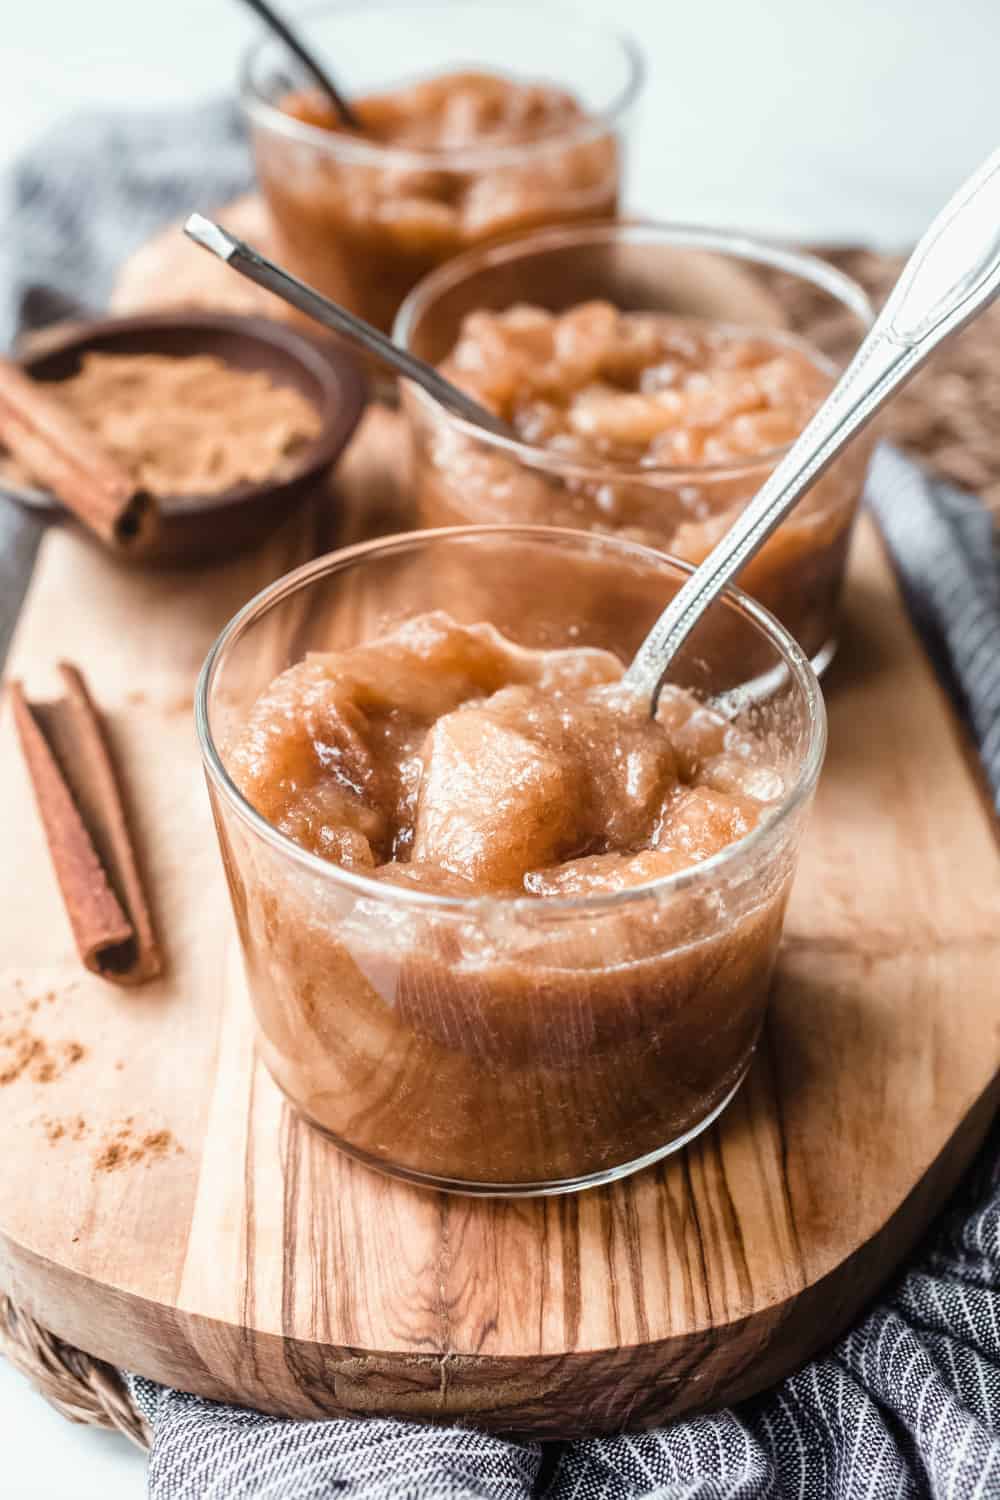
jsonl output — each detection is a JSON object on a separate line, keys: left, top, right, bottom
{"left": 1, "top": 1, "right": 997, "bottom": 1494}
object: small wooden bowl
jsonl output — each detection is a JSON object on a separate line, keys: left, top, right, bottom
{"left": 11, "top": 312, "right": 367, "bottom": 565}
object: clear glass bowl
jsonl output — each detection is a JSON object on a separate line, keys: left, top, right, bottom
{"left": 394, "top": 221, "right": 876, "bottom": 670}
{"left": 241, "top": 1, "right": 642, "bottom": 331}
{"left": 197, "top": 527, "right": 825, "bottom": 1195}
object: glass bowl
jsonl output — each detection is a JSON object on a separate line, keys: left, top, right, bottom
{"left": 241, "top": 0, "right": 642, "bottom": 331}
{"left": 394, "top": 221, "right": 876, "bottom": 670}
{"left": 197, "top": 526, "right": 825, "bottom": 1195}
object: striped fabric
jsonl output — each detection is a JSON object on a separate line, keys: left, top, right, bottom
{"left": 127, "top": 426, "right": 1000, "bottom": 1500}
{"left": 0, "top": 101, "right": 250, "bottom": 348}
{"left": 4, "top": 103, "right": 999, "bottom": 1498}
{"left": 130, "top": 1120, "right": 1000, "bottom": 1498}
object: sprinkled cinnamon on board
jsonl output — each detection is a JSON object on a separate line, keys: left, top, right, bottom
{"left": 0, "top": 1026, "right": 86, "bottom": 1087}
{"left": 34, "top": 1109, "right": 89, "bottom": 1145}
{"left": 93, "top": 1122, "right": 180, "bottom": 1174}
{"left": 141, "top": 1130, "right": 174, "bottom": 1158}
{"left": 0, "top": 1034, "right": 43, "bottom": 1087}
{"left": 95, "top": 1140, "right": 128, "bottom": 1173}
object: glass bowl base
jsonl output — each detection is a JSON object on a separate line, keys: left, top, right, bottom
{"left": 287, "top": 1062, "right": 752, "bottom": 1198}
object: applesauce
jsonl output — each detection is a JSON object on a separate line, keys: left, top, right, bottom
{"left": 200, "top": 530, "right": 824, "bottom": 1193}
{"left": 242, "top": 5, "right": 640, "bottom": 331}
{"left": 230, "top": 611, "right": 784, "bottom": 895}
{"left": 395, "top": 224, "right": 876, "bottom": 668}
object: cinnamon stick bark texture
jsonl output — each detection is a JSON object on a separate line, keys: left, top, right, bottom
{"left": 0, "top": 358, "right": 159, "bottom": 552}
{"left": 9, "top": 664, "right": 162, "bottom": 984}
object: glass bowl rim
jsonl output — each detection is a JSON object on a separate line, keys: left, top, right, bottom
{"left": 393, "top": 218, "right": 876, "bottom": 480}
{"left": 196, "top": 524, "right": 827, "bottom": 915}
{"left": 239, "top": 0, "right": 644, "bottom": 172}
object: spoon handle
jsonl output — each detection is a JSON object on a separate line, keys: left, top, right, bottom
{"left": 183, "top": 216, "right": 512, "bottom": 440}
{"left": 622, "top": 144, "right": 1000, "bottom": 710}
{"left": 238, "top": 0, "right": 361, "bottom": 130}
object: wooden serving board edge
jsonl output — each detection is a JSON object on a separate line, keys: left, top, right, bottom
{"left": 1, "top": 1072, "right": 996, "bottom": 1431}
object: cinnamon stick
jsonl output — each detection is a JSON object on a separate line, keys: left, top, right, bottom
{"left": 0, "top": 357, "right": 159, "bottom": 552}
{"left": 9, "top": 664, "right": 162, "bottom": 985}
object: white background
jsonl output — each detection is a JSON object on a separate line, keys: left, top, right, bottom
{"left": 3, "top": 0, "right": 999, "bottom": 246}
{"left": 1, "top": 0, "right": 997, "bottom": 1495}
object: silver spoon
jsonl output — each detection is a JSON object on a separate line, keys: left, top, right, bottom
{"left": 623, "top": 144, "right": 1000, "bottom": 712}
{"left": 183, "top": 215, "right": 515, "bottom": 441}
{"left": 237, "top": 0, "right": 361, "bottom": 130}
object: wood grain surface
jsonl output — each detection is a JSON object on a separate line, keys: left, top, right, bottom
{"left": 0, "top": 399, "right": 998, "bottom": 1433}
{"left": 0, "top": 207, "right": 998, "bottom": 1433}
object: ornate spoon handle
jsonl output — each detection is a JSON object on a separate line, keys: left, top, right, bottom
{"left": 623, "top": 145, "right": 1000, "bottom": 710}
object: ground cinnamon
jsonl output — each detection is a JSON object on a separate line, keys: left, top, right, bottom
{"left": 9, "top": 663, "right": 162, "bottom": 985}
{"left": 0, "top": 356, "right": 158, "bottom": 551}
{"left": 0, "top": 1027, "right": 86, "bottom": 1088}
{"left": 94, "top": 1122, "right": 179, "bottom": 1173}
{"left": 0, "top": 352, "right": 321, "bottom": 506}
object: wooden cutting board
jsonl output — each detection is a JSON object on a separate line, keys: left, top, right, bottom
{"left": 1, "top": 207, "right": 999, "bottom": 1433}
{"left": 0, "top": 399, "right": 999, "bottom": 1435}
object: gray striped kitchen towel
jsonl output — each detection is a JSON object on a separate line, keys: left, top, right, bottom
{"left": 3, "top": 102, "right": 1000, "bottom": 1499}
{"left": 128, "top": 1106, "right": 1000, "bottom": 1499}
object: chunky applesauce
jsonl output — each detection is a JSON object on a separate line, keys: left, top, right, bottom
{"left": 411, "top": 302, "right": 873, "bottom": 661}
{"left": 231, "top": 611, "right": 783, "bottom": 893}
{"left": 222, "top": 612, "right": 794, "bottom": 1186}
{"left": 251, "top": 72, "right": 619, "bottom": 331}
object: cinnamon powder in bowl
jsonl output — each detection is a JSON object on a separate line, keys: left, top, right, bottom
{"left": 5, "top": 312, "right": 366, "bottom": 565}
{"left": 0, "top": 351, "right": 324, "bottom": 504}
